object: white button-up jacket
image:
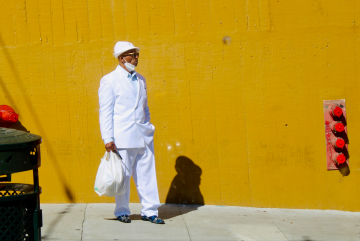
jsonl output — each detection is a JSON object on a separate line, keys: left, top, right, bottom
{"left": 98, "top": 65, "right": 155, "bottom": 148}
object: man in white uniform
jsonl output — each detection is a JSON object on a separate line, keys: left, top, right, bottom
{"left": 98, "top": 41, "right": 164, "bottom": 224}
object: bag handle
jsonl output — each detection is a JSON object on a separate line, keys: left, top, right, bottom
{"left": 104, "top": 150, "right": 131, "bottom": 173}
{"left": 112, "top": 151, "right": 131, "bottom": 173}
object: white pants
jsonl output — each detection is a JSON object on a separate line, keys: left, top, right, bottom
{"left": 114, "top": 143, "right": 160, "bottom": 217}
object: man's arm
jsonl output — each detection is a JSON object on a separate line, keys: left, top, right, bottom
{"left": 99, "top": 77, "right": 117, "bottom": 152}
{"left": 143, "top": 78, "right": 151, "bottom": 123}
{"left": 144, "top": 97, "right": 151, "bottom": 123}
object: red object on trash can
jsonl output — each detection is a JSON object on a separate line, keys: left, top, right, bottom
{"left": 0, "top": 105, "right": 19, "bottom": 128}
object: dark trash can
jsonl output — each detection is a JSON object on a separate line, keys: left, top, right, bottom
{"left": 0, "top": 128, "right": 42, "bottom": 241}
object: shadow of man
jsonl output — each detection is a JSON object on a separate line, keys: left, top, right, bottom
{"left": 165, "top": 156, "right": 204, "bottom": 205}
{"left": 154, "top": 156, "right": 204, "bottom": 220}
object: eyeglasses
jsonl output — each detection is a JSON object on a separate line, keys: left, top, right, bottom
{"left": 121, "top": 52, "right": 140, "bottom": 58}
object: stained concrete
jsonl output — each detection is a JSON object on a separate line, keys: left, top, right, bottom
{"left": 41, "top": 204, "right": 86, "bottom": 240}
{"left": 41, "top": 204, "right": 360, "bottom": 241}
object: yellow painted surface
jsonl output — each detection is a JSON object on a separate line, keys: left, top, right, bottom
{"left": 1, "top": 0, "right": 360, "bottom": 211}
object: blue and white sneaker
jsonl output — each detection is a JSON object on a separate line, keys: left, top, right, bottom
{"left": 117, "top": 215, "right": 131, "bottom": 223}
{"left": 141, "top": 215, "right": 165, "bottom": 224}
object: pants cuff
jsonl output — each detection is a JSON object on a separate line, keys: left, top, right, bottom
{"left": 141, "top": 210, "right": 158, "bottom": 217}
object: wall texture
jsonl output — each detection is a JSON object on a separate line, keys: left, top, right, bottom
{"left": 1, "top": 0, "right": 360, "bottom": 211}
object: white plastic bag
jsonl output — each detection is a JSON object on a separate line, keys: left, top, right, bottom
{"left": 94, "top": 151, "right": 126, "bottom": 197}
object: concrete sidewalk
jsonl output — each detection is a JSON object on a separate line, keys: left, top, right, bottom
{"left": 41, "top": 203, "right": 360, "bottom": 241}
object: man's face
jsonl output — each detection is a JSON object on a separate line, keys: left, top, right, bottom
{"left": 119, "top": 49, "right": 139, "bottom": 66}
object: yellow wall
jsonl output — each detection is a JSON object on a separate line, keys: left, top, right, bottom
{"left": 1, "top": 0, "right": 360, "bottom": 211}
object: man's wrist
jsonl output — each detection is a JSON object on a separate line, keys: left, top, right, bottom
{"left": 103, "top": 137, "right": 114, "bottom": 145}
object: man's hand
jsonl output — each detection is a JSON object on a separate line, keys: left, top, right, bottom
{"left": 105, "top": 141, "right": 117, "bottom": 152}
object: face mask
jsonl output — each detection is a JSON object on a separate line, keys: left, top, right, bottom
{"left": 123, "top": 58, "right": 136, "bottom": 72}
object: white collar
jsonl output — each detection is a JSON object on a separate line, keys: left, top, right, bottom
{"left": 117, "top": 65, "right": 137, "bottom": 79}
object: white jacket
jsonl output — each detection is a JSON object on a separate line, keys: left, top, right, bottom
{"left": 98, "top": 65, "right": 155, "bottom": 148}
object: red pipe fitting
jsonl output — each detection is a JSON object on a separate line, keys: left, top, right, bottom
{"left": 330, "top": 105, "right": 343, "bottom": 118}
{"left": 332, "top": 153, "right": 346, "bottom": 165}
{"left": 331, "top": 137, "right": 345, "bottom": 149}
{"left": 330, "top": 121, "right": 344, "bottom": 133}
{"left": 0, "top": 105, "right": 19, "bottom": 128}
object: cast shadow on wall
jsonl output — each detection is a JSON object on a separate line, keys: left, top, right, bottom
{"left": 165, "top": 156, "right": 204, "bottom": 205}
{"left": 0, "top": 34, "right": 75, "bottom": 204}
{"left": 337, "top": 162, "right": 350, "bottom": 176}
{"left": 156, "top": 156, "right": 204, "bottom": 220}
{"left": 8, "top": 121, "right": 29, "bottom": 132}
